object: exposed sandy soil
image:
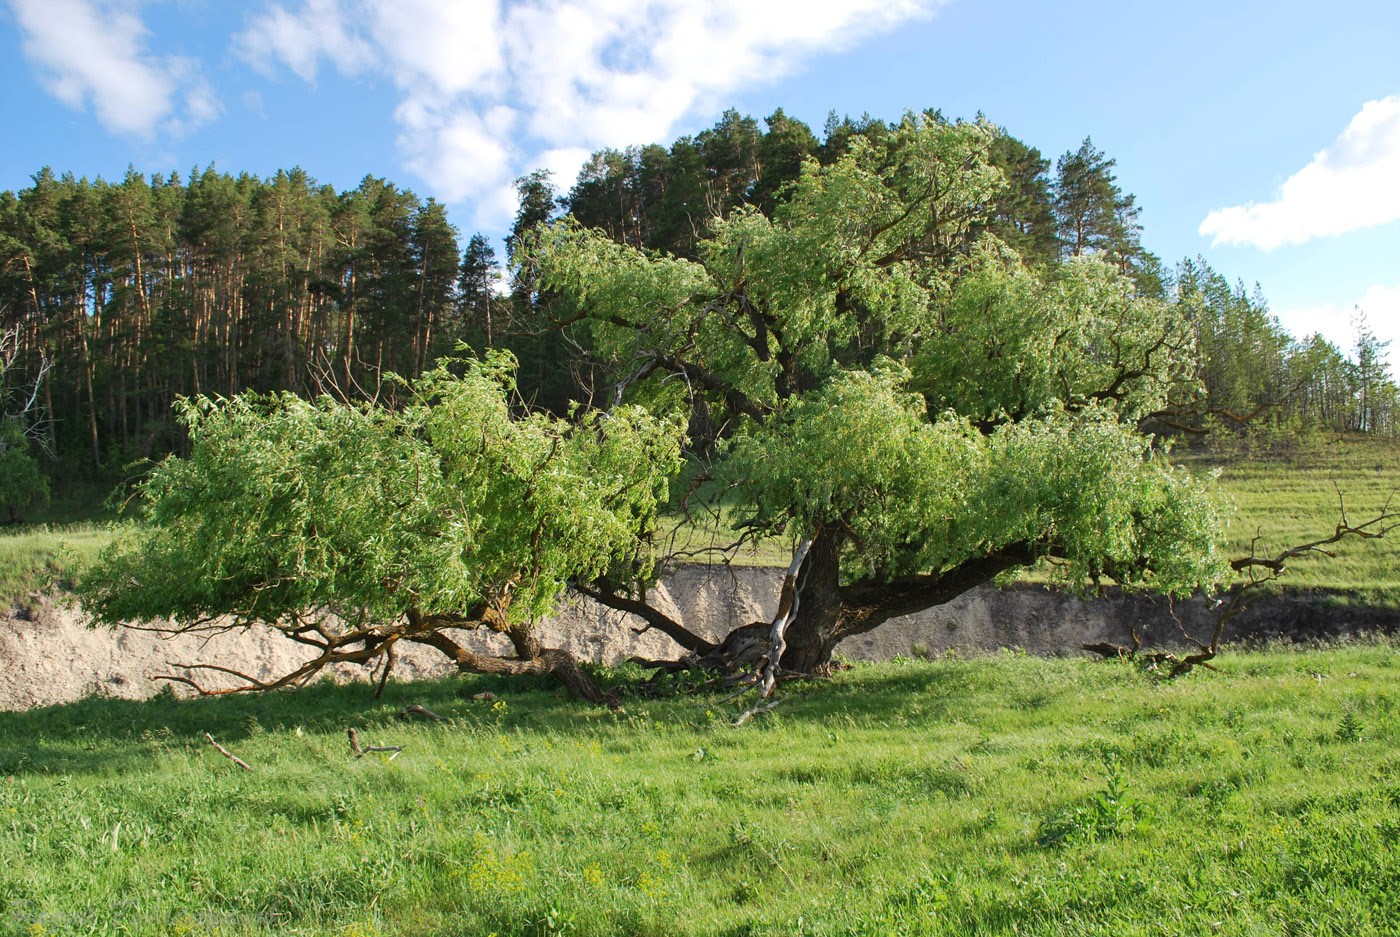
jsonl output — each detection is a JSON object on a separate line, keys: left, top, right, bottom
{"left": 3, "top": 565, "right": 1397, "bottom": 711}
{"left": 0, "top": 565, "right": 765, "bottom": 711}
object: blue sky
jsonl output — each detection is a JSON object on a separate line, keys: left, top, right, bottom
{"left": 2, "top": 0, "right": 1397, "bottom": 364}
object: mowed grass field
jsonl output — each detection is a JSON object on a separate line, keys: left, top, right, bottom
{"left": 2, "top": 646, "right": 1400, "bottom": 935}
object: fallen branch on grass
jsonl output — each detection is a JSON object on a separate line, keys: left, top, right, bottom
{"left": 732, "top": 697, "right": 783, "bottom": 727}
{"left": 347, "top": 727, "right": 404, "bottom": 759}
{"left": 397, "top": 704, "right": 448, "bottom": 722}
{"left": 204, "top": 732, "right": 253, "bottom": 771}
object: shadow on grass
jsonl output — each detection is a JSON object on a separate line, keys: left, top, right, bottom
{"left": 0, "top": 655, "right": 1101, "bottom": 778}
{"left": 0, "top": 669, "right": 557, "bottom": 776}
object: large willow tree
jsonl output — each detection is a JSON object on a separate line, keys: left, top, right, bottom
{"left": 526, "top": 113, "right": 1228, "bottom": 671}
{"left": 81, "top": 354, "right": 683, "bottom": 702}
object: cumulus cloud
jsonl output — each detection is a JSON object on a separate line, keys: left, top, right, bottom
{"left": 9, "top": 0, "right": 219, "bottom": 139}
{"left": 1200, "top": 95, "right": 1400, "bottom": 250}
{"left": 236, "top": 0, "right": 940, "bottom": 225}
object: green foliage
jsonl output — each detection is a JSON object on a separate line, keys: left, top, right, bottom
{"left": 531, "top": 112, "right": 1227, "bottom": 629}
{"left": 1036, "top": 755, "right": 1140, "bottom": 846}
{"left": 726, "top": 367, "right": 1226, "bottom": 594}
{"left": 4, "top": 644, "right": 1400, "bottom": 935}
{"left": 0, "top": 418, "right": 48, "bottom": 520}
{"left": 80, "top": 353, "right": 683, "bottom": 631}
{"left": 1054, "top": 136, "right": 1162, "bottom": 295}
{"left": 912, "top": 245, "right": 1194, "bottom": 424}
{"left": 983, "top": 132, "right": 1059, "bottom": 267}
{"left": 1336, "top": 708, "right": 1365, "bottom": 743}
{"left": 0, "top": 165, "right": 468, "bottom": 475}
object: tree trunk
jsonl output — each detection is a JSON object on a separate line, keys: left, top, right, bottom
{"left": 777, "top": 528, "right": 845, "bottom": 672}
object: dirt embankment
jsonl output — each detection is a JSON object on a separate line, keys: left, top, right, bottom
{"left": 3, "top": 565, "right": 1397, "bottom": 711}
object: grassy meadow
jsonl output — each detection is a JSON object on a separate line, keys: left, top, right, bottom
{"left": 2, "top": 646, "right": 1400, "bottom": 935}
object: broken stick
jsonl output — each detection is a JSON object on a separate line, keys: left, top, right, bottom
{"left": 204, "top": 732, "right": 253, "bottom": 771}
{"left": 397, "top": 704, "right": 447, "bottom": 722}
{"left": 347, "top": 727, "right": 405, "bottom": 758}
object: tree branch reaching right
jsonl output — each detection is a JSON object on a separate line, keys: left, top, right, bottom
{"left": 1085, "top": 488, "right": 1398, "bottom": 676}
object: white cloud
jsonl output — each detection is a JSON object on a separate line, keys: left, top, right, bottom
{"left": 367, "top": 0, "right": 505, "bottom": 97}
{"left": 10, "top": 0, "right": 219, "bottom": 140}
{"left": 396, "top": 102, "right": 517, "bottom": 204}
{"left": 236, "top": 0, "right": 941, "bottom": 224}
{"left": 1277, "top": 282, "right": 1400, "bottom": 375}
{"left": 235, "top": 0, "right": 373, "bottom": 81}
{"left": 1200, "top": 95, "right": 1400, "bottom": 250}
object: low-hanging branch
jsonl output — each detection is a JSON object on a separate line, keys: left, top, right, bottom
{"left": 80, "top": 354, "right": 684, "bottom": 705}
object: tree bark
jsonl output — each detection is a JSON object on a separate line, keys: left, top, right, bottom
{"left": 837, "top": 542, "right": 1038, "bottom": 636}
{"left": 406, "top": 630, "right": 619, "bottom": 708}
{"left": 777, "top": 528, "right": 845, "bottom": 672}
{"left": 778, "top": 539, "right": 1038, "bottom": 672}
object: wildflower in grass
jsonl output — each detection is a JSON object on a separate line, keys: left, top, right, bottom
{"left": 582, "top": 863, "right": 605, "bottom": 887}
{"left": 467, "top": 833, "right": 532, "bottom": 895}
{"left": 636, "top": 870, "right": 661, "bottom": 897}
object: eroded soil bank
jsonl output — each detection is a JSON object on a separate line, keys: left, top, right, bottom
{"left": 3, "top": 565, "right": 1397, "bottom": 710}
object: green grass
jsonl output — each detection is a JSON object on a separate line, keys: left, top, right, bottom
{"left": 3, "top": 646, "right": 1400, "bottom": 935}
{"left": 0, "top": 521, "right": 113, "bottom": 600}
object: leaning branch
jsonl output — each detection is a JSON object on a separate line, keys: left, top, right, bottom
{"left": 838, "top": 542, "right": 1038, "bottom": 636}
{"left": 204, "top": 733, "right": 253, "bottom": 771}
{"left": 572, "top": 578, "right": 715, "bottom": 654}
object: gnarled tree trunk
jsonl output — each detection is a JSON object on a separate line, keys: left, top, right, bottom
{"left": 777, "top": 528, "right": 845, "bottom": 673}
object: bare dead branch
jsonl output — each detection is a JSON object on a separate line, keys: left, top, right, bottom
{"left": 397, "top": 704, "right": 448, "bottom": 722}
{"left": 347, "top": 727, "right": 404, "bottom": 758}
{"left": 1229, "top": 490, "right": 1397, "bottom": 578}
{"left": 1090, "top": 495, "right": 1398, "bottom": 679}
{"left": 732, "top": 697, "right": 783, "bottom": 727}
{"left": 757, "top": 536, "right": 815, "bottom": 699}
{"left": 204, "top": 732, "right": 253, "bottom": 771}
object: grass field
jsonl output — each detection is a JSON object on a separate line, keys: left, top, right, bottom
{"left": 0, "top": 521, "right": 111, "bottom": 600}
{"left": 2, "top": 646, "right": 1399, "bottom": 935}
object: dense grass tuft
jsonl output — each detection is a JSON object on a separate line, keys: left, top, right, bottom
{"left": 3, "top": 646, "right": 1400, "bottom": 935}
